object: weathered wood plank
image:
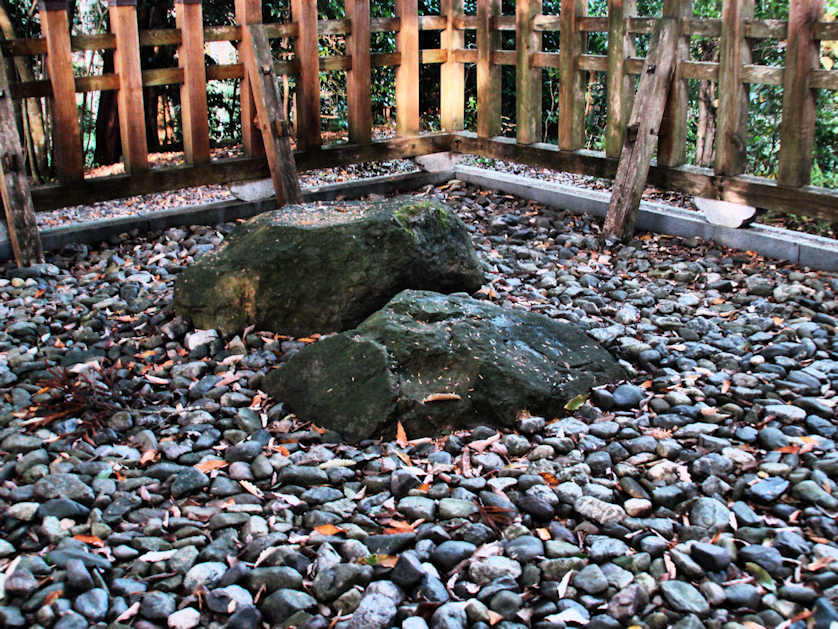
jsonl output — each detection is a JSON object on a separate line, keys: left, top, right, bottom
{"left": 559, "top": 0, "right": 586, "bottom": 150}
{"left": 604, "top": 18, "right": 681, "bottom": 240}
{"left": 577, "top": 54, "right": 608, "bottom": 71}
{"left": 811, "top": 69, "right": 838, "bottom": 89}
{"left": 0, "top": 57, "right": 42, "bottom": 266}
{"left": 715, "top": 0, "right": 753, "bottom": 176}
{"left": 605, "top": 0, "right": 637, "bottom": 158}
{"left": 778, "top": 0, "right": 823, "bottom": 187}
{"left": 421, "top": 49, "right": 448, "bottom": 63}
{"left": 372, "top": 52, "right": 401, "bottom": 67}
{"left": 441, "top": 0, "right": 465, "bottom": 130}
{"left": 578, "top": 16, "right": 608, "bottom": 32}
{"left": 242, "top": 24, "right": 302, "bottom": 204}
{"left": 680, "top": 60, "right": 719, "bottom": 81}
{"left": 396, "top": 0, "right": 419, "bottom": 135}
{"left": 744, "top": 18, "right": 787, "bottom": 39}
{"left": 318, "top": 19, "right": 352, "bottom": 34}
{"left": 346, "top": 0, "right": 372, "bottom": 144}
{"left": 206, "top": 63, "right": 244, "bottom": 81}
{"left": 40, "top": 3, "right": 84, "bottom": 182}
{"left": 142, "top": 68, "right": 184, "bottom": 86}
{"left": 109, "top": 0, "right": 147, "bottom": 173}
{"left": 477, "top": 0, "right": 501, "bottom": 138}
{"left": 532, "top": 51, "right": 561, "bottom": 68}
{"left": 176, "top": 0, "right": 210, "bottom": 165}
{"left": 31, "top": 133, "right": 453, "bottom": 211}
{"left": 419, "top": 16, "right": 448, "bottom": 30}
{"left": 235, "top": 0, "right": 265, "bottom": 158}
{"left": 371, "top": 17, "right": 400, "bottom": 32}
{"left": 492, "top": 15, "right": 515, "bottom": 30}
{"left": 517, "top": 0, "right": 542, "bottom": 145}
{"left": 741, "top": 64, "right": 784, "bottom": 85}
{"left": 319, "top": 55, "right": 352, "bottom": 71}
{"left": 138, "top": 28, "right": 181, "bottom": 46}
{"left": 683, "top": 17, "right": 721, "bottom": 36}
{"left": 815, "top": 21, "right": 838, "bottom": 40}
{"left": 292, "top": 0, "right": 321, "bottom": 150}
{"left": 658, "top": 0, "right": 693, "bottom": 167}
{"left": 491, "top": 50, "right": 516, "bottom": 65}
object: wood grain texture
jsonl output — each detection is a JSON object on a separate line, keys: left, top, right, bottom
{"left": 292, "top": 0, "right": 321, "bottom": 150}
{"left": 176, "top": 0, "right": 210, "bottom": 165}
{"left": 109, "top": 2, "right": 148, "bottom": 172}
{"left": 477, "top": 0, "right": 501, "bottom": 138}
{"left": 657, "top": 0, "right": 693, "bottom": 167}
{"left": 395, "top": 0, "right": 419, "bottom": 135}
{"left": 346, "top": 0, "right": 372, "bottom": 144}
{"left": 235, "top": 0, "right": 265, "bottom": 158}
{"left": 0, "top": 59, "right": 42, "bottom": 266}
{"left": 40, "top": 5, "right": 84, "bottom": 182}
{"left": 777, "top": 0, "right": 823, "bottom": 187}
{"left": 516, "top": 0, "right": 542, "bottom": 144}
{"left": 605, "top": 0, "right": 637, "bottom": 158}
{"left": 559, "top": 0, "right": 586, "bottom": 150}
{"left": 604, "top": 18, "right": 680, "bottom": 240}
{"left": 440, "top": 0, "right": 464, "bottom": 130}
{"left": 715, "top": 0, "right": 753, "bottom": 177}
{"left": 242, "top": 24, "right": 302, "bottom": 205}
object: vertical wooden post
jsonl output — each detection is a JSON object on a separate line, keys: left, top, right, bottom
{"left": 558, "top": 0, "right": 586, "bottom": 150}
{"left": 516, "top": 0, "right": 541, "bottom": 144}
{"left": 175, "top": 0, "right": 210, "bottom": 165}
{"left": 109, "top": 0, "right": 147, "bottom": 172}
{"left": 235, "top": 0, "right": 264, "bottom": 158}
{"left": 657, "top": 0, "right": 693, "bottom": 167}
{"left": 0, "top": 59, "right": 43, "bottom": 266}
{"left": 292, "top": 0, "right": 321, "bottom": 150}
{"left": 440, "top": 0, "right": 464, "bottom": 131}
{"left": 777, "top": 0, "right": 823, "bottom": 187}
{"left": 477, "top": 0, "right": 501, "bottom": 138}
{"left": 714, "top": 0, "right": 753, "bottom": 177}
{"left": 242, "top": 24, "right": 302, "bottom": 204}
{"left": 346, "top": 0, "right": 372, "bottom": 144}
{"left": 40, "top": 0, "right": 83, "bottom": 182}
{"left": 605, "top": 0, "right": 636, "bottom": 158}
{"left": 395, "top": 0, "right": 419, "bottom": 136}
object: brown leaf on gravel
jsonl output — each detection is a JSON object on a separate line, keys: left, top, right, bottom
{"left": 396, "top": 421, "right": 408, "bottom": 448}
{"left": 421, "top": 393, "right": 462, "bottom": 403}
{"left": 73, "top": 534, "right": 104, "bottom": 547}
{"left": 195, "top": 459, "right": 227, "bottom": 473}
{"left": 239, "top": 480, "right": 263, "bottom": 497}
{"left": 314, "top": 524, "right": 344, "bottom": 536}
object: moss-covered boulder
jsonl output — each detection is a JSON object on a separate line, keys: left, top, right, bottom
{"left": 265, "top": 290, "right": 626, "bottom": 441}
{"left": 173, "top": 197, "right": 484, "bottom": 336}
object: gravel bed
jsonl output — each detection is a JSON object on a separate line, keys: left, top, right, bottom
{"left": 1, "top": 181, "right": 838, "bottom": 629}
{"left": 36, "top": 158, "right": 419, "bottom": 230}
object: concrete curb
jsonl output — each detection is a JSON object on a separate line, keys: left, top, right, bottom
{"left": 454, "top": 165, "right": 838, "bottom": 272}
{"left": 0, "top": 170, "right": 452, "bottom": 260}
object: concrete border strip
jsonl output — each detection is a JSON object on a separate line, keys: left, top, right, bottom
{"left": 454, "top": 165, "right": 838, "bottom": 272}
{"left": 0, "top": 169, "right": 452, "bottom": 260}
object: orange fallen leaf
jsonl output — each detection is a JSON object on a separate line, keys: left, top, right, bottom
{"left": 421, "top": 392, "right": 462, "bottom": 403}
{"left": 396, "top": 421, "right": 408, "bottom": 448}
{"left": 807, "top": 556, "right": 835, "bottom": 571}
{"left": 540, "top": 472, "right": 560, "bottom": 487}
{"left": 382, "top": 519, "right": 415, "bottom": 534}
{"left": 140, "top": 449, "right": 158, "bottom": 465}
{"left": 195, "top": 459, "right": 228, "bottom": 473}
{"left": 240, "top": 480, "right": 263, "bottom": 497}
{"left": 73, "top": 534, "right": 104, "bottom": 547}
{"left": 535, "top": 528, "right": 551, "bottom": 541}
{"left": 43, "top": 590, "right": 64, "bottom": 606}
{"left": 314, "top": 524, "right": 345, "bottom": 536}
{"left": 378, "top": 555, "right": 398, "bottom": 568}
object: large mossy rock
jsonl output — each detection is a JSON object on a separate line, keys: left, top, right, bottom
{"left": 173, "top": 197, "right": 484, "bottom": 336}
{"left": 265, "top": 290, "right": 626, "bottom": 441}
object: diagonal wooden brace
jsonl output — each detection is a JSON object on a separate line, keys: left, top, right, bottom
{"left": 603, "top": 17, "right": 681, "bottom": 241}
{"left": 241, "top": 23, "right": 302, "bottom": 205}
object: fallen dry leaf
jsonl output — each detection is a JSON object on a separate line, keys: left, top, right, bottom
{"left": 396, "top": 421, "right": 408, "bottom": 448}
{"left": 240, "top": 480, "right": 263, "bottom": 497}
{"left": 195, "top": 459, "right": 228, "bottom": 473}
{"left": 314, "top": 524, "right": 345, "bottom": 536}
{"left": 421, "top": 392, "right": 462, "bottom": 403}
{"left": 73, "top": 534, "right": 104, "bottom": 547}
